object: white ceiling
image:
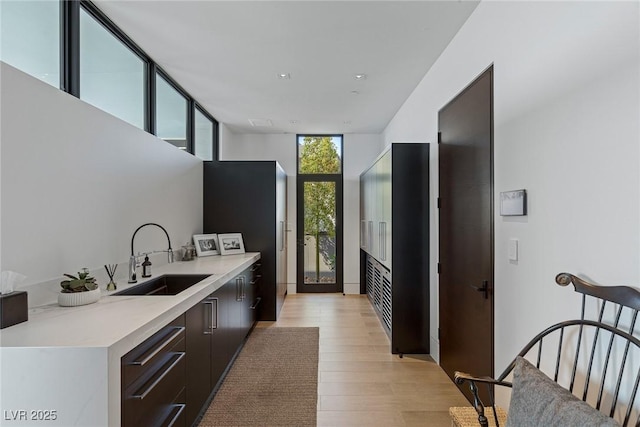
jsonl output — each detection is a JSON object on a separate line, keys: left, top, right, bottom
{"left": 93, "top": 1, "right": 479, "bottom": 135}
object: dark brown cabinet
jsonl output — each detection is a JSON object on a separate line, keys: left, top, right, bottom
{"left": 360, "top": 143, "right": 430, "bottom": 355}
{"left": 122, "top": 262, "right": 261, "bottom": 427}
{"left": 184, "top": 262, "right": 261, "bottom": 427}
{"left": 185, "top": 298, "right": 213, "bottom": 425}
{"left": 121, "top": 315, "right": 186, "bottom": 427}
{"left": 203, "top": 161, "right": 287, "bottom": 321}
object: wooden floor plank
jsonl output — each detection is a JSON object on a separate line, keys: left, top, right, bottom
{"left": 257, "top": 293, "right": 468, "bottom": 426}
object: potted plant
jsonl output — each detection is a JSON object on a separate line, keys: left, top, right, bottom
{"left": 58, "top": 268, "right": 101, "bottom": 307}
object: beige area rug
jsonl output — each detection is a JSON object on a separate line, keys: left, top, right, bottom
{"left": 198, "top": 327, "right": 319, "bottom": 427}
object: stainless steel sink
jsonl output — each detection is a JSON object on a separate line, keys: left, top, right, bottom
{"left": 113, "top": 274, "right": 211, "bottom": 296}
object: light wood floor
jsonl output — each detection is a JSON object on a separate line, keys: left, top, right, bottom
{"left": 256, "top": 293, "right": 469, "bottom": 426}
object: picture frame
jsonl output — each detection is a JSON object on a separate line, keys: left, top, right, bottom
{"left": 500, "top": 189, "right": 527, "bottom": 216}
{"left": 218, "top": 233, "right": 246, "bottom": 255}
{"left": 193, "top": 234, "right": 220, "bottom": 257}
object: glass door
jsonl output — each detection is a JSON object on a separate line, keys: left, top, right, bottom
{"left": 296, "top": 135, "right": 343, "bottom": 293}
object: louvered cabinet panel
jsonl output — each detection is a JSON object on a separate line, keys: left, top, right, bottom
{"left": 373, "top": 267, "right": 382, "bottom": 310}
{"left": 381, "top": 273, "right": 392, "bottom": 333}
{"left": 366, "top": 258, "right": 375, "bottom": 301}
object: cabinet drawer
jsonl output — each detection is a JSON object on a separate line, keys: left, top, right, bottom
{"left": 123, "top": 316, "right": 186, "bottom": 384}
{"left": 122, "top": 315, "right": 186, "bottom": 427}
{"left": 123, "top": 351, "right": 186, "bottom": 427}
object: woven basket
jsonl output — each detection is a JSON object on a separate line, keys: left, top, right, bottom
{"left": 449, "top": 406, "right": 508, "bottom": 427}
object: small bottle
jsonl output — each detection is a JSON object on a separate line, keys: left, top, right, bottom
{"left": 141, "top": 255, "right": 152, "bottom": 278}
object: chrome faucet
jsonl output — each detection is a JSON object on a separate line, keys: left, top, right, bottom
{"left": 128, "top": 223, "right": 174, "bottom": 283}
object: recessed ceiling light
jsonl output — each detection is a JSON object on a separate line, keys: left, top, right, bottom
{"left": 343, "top": 120, "right": 352, "bottom": 125}
{"left": 350, "top": 90, "right": 360, "bottom": 95}
{"left": 289, "top": 120, "right": 298, "bottom": 124}
{"left": 278, "top": 73, "right": 290, "bottom": 79}
{"left": 354, "top": 74, "right": 367, "bottom": 80}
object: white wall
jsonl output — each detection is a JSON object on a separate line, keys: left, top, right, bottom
{"left": 221, "top": 132, "right": 382, "bottom": 294}
{"left": 0, "top": 62, "right": 203, "bottom": 306}
{"left": 383, "top": 0, "right": 640, "bottom": 390}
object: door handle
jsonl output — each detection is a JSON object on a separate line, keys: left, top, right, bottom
{"left": 469, "top": 280, "right": 489, "bottom": 299}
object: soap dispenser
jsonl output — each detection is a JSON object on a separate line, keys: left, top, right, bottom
{"left": 141, "top": 255, "right": 152, "bottom": 278}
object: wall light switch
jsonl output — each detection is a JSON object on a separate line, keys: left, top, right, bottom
{"left": 508, "top": 238, "right": 519, "bottom": 261}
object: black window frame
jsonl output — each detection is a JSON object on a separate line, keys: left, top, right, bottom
{"left": 154, "top": 67, "right": 192, "bottom": 152}
{"left": 43, "top": 0, "right": 219, "bottom": 159}
{"left": 296, "top": 134, "right": 344, "bottom": 175}
{"left": 77, "top": 2, "right": 150, "bottom": 132}
{"left": 295, "top": 134, "right": 345, "bottom": 293}
{"left": 194, "top": 103, "right": 219, "bottom": 161}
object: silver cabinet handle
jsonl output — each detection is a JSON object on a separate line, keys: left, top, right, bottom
{"left": 210, "top": 297, "right": 218, "bottom": 329}
{"left": 280, "top": 220, "right": 285, "bottom": 251}
{"left": 236, "top": 277, "right": 242, "bottom": 301}
{"left": 132, "top": 352, "right": 185, "bottom": 400}
{"left": 379, "top": 222, "right": 384, "bottom": 260}
{"left": 166, "top": 404, "right": 185, "bottom": 427}
{"left": 249, "top": 297, "right": 262, "bottom": 310}
{"left": 380, "top": 222, "right": 387, "bottom": 261}
{"left": 129, "top": 327, "right": 185, "bottom": 366}
{"left": 203, "top": 300, "right": 213, "bottom": 334}
{"left": 203, "top": 298, "right": 218, "bottom": 334}
{"left": 250, "top": 275, "right": 261, "bottom": 285}
{"left": 360, "top": 220, "right": 367, "bottom": 249}
{"left": 367, "top": 221, "right": 373, "bottom": 252}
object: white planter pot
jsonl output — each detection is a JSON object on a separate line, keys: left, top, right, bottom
{"left": 58, "top": 288, "right": 101, "bottom": 307}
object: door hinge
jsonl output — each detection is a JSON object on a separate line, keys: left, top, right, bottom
{"left": 438, "top": 328, "right": 441, "bottom": 340}
{"left": 437, "top": 263, "right": 441, "bottom": 274}
{"left": 437, "top": 197, "right": 441, "bottom": 208}
{"left": 437, "top": 131, "right": 442, "bottom": 144}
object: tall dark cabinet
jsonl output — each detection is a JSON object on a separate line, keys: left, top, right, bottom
{"left": 203, "top": 161, "right": 287, "bottom": 321}
{"left": 360, "top": 143, "right": 430, "bottom": 355}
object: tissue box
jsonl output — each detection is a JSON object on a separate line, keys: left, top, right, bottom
{"left": 0, "top": 291, "right": 28, "bottom": 329}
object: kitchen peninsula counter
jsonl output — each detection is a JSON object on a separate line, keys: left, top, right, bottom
{"left": 0, "top": 253, "right": 260, "bottom": 426}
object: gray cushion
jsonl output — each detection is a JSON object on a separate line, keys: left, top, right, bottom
{"left": 505, "top": 356, "right": 620, "bottom": 427}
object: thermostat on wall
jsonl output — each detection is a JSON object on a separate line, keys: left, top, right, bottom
{"left": 500, "top": 189, "right": 527, "bottom": 216}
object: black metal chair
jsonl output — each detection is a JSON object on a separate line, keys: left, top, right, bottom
{"left": 452, "top": 272, "right": 640, "bottom": 427}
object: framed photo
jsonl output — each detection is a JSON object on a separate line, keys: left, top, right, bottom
{"left": 218, "top": 233, "right": 246, "bottom": 255}
{"left": 500, "top": 189, "right": 527, "bottom": 216}
{"left": 193, "top": 234, "right": 220, "bottom": 257}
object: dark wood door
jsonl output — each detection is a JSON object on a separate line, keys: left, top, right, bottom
{"left": 438, "top": 66, "right": 494, "bottom": 402}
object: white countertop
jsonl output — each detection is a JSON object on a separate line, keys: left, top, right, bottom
{"left": 0, "top": 253, "right": 260, "bottom": 350}
{"left": 0, "top": 253, "right": 260, "bottom": 426}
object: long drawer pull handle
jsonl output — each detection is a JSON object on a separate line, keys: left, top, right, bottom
{"left": 164, "top": 404, "right": 185, "bottom": 427}
{"left": 130, "top": 327, "right": 185, "bottom": 366}
{"left": 249, "top": 297, "right": 262, "bottom": 310}
{"left": 132, "top": 352, "right": 185, "bottom": 400}
{"left": 250, "top": 263, "right": 262, "bottom": 272}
